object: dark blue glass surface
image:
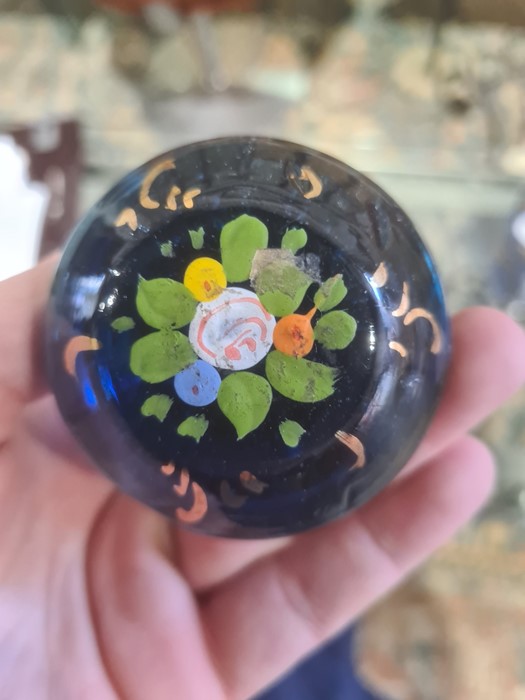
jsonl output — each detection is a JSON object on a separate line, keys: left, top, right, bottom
{"left": 46, "top": 137, "right": 450, "bottom": 537}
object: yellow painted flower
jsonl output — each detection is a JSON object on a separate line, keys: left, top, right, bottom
{"left": 184, "top": 257, "right": 226, "bottom": 301}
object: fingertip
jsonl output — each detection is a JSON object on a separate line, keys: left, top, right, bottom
{"left": 452, "top": 306, "right": 525, "bottom": 389}
{"left": 357, "top": 434, "right": 497, "bottom": 574}
{"left": 415, "top": 434, "right": 496, "bottom": 520}
{"left": 413, "top": 307, "right": 525, "bottom": 469}
{"left": 450, "top": 433, "right": 496, "bottom": 508}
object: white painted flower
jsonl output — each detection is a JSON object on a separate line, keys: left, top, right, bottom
{"left": 189, "top": 288, "right": 276, "bottom": 371}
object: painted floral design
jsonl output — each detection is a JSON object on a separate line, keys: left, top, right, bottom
{"left": 115, "top": 214, "right": 357, "bottom": 445}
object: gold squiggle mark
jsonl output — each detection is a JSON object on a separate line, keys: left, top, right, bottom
{"left": 392, "top": 281, "right": 410, "bottom": 317}
{"left": 290, "top": 165, "right": 322, "bottom": 199}
{"left": 63, "top": 336, "right": 101, "bottom": 378}
{"left": 403, "top": 308, "right": 442, "bottom": 354}
{"left": 173, "top": 468, "right": 190, "bottom": 496}
{"left": 165, "top": 185, "right": 201, "bottom": 211}
{"left": 389, "top": 341, "right": 408, "bottom": 358}
{"left": 165, "top": 185, "right": 181, "bottom": 211}
{"left": 114, "top": 207, "right": 138, "bottom": 232}
{"left": 139, "top": 158, "right": 175, "bottom": 209}
{"left": 176, "top": 482, "right": 208, "bottom": 524}
{"left": 182, "top": 187, "right": 201, "bottom": 209}
{"left": 161, "top": 463, "right": 175, "bottom": 476}
{"left": 240, "top": 471, "right": 268, "bottom": 495}
{"left": 371, "top": 262, "right": 388, "bottom": 288}
{"left": 220, "top": 481, "right": 248, "bottom": 508}
{"left": 335, "top": 431, "right": 366, "bottom": 468}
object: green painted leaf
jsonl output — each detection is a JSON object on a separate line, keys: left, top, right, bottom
{"left": 111, "top": 316, "right": 135, "bottom": 332}
{"left": 257, "top": 291, "right": 295, "bottom": 317}
{"left": 130, "top": 330, "right": 197, "bottom": 383}
{"left": 282, "top": 228, "right": 308, "bottom": 254}
{"left": 217, "top": 372, "right": 272, "bottom": 439}
{"left": 314, "top": 274, "right": 348, "bottom": 312}
{"left": 141, "top": 394, "right": 173, "bottom": 422}
{"left": 136, "top": 277, "right": 197, "bottom": 329}
{"left": 279, "top": 420, "right": 305, "bottom": 447}
{"left": 265, "top": 351, "right": 337, "bottom": 403}
{"left": 188, "top": 227, "right": 205, "bottom": 250}
{"left": 315, "top": 310, "right": 357, "bottom": 350}
{"left": 160, "top": 241, "right": 174, "bottom": 257}
{"left": 220, "top": 214, "right": 268, "bottom": 282}
{"left": 177, "top": 415, "right": 209, "bottom": 443}
{"left": 254, "top": 262, "right": 312, "bottom": 317}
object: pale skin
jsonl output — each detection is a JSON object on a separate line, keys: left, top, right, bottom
{"left": 0, "top": 257, "right": 524, "bottom": 700}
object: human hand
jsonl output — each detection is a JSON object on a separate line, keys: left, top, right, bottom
{"left": 0, "top": 257, "right": 524, "bottom": 700}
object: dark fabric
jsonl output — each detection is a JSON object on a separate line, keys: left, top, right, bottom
{"left": 254, "top": 627, "right": 381, "bottom": 700}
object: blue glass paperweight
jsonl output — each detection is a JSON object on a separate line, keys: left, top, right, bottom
{"left": 46, "top": 137, "right": 450, "bottom": 538}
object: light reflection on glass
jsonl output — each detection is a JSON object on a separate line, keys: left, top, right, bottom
{"left": 80, "top": 376, "right": 98, "bottom": 411}
{"left": 72, "top": 274, "right": 105, "bottom": 323}
{"left": 369, "top": 326, "right": 376, "bottom": 352}
{"left": 105, "top": 292, "right": 117, "bottom": 308}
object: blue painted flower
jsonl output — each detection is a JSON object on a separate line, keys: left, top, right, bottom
{"left": 174, "top": 360, "right": 221, "bottom": 407}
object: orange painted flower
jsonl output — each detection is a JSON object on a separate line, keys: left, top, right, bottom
{"left": 272, "top": 308, "right": 316, "bottom": 358}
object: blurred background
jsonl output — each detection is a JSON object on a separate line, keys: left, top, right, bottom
{"left": 1, "top": 1, "right": 525, "bottom": 698}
